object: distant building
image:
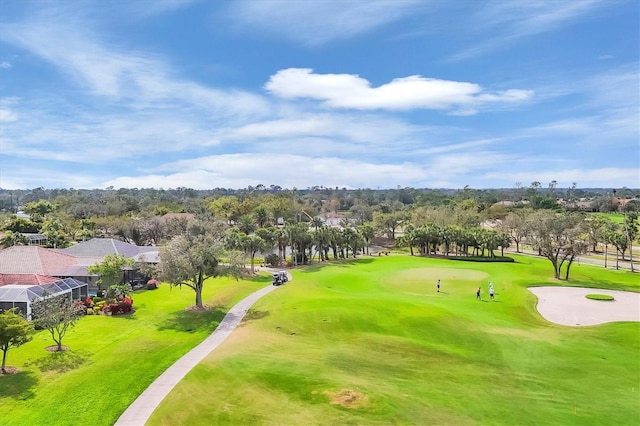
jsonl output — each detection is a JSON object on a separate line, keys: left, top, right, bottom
{"left": 0, "top": 238, "right": 158, "bottom": 295}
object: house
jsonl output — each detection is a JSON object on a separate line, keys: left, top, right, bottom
{"left": 23, "top": 233, "right": 48, "bottom": 246}
{"left": 0, "top": 274, "right": 88, "bottom": 319}
{"left": 0, "top": 239, "right": 157, "bottom": 294}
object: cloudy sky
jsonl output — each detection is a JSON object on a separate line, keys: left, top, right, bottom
{"left": 0, "top": 0, "right": 638, "bottom": 190}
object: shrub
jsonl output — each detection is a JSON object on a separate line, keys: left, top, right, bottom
{"left": 105, "top": 300, "right": 134, "bottom": 315}
{"left": 265, "top": 253, "right": 280, "bottom": 267}
{"left": 147, "top": 282, "right": 158, "bottom": 290}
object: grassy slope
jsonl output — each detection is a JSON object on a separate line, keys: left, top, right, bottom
{"left": 149, "top": 255, "right": 640, "bottom": 426}
{"left": 0, "top": 275, "right": 268, "bottom": 426}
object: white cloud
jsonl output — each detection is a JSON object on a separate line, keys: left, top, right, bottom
{"left": 265, "top": 68, "right": 533, "bottom": 112}
{"left": 223, "top": 113, "right": 427, "bottom": 151}
{"left": 103, "top": 147, "right": 519, "bottom": 190}
{"left": 225, "top": 0, "right": 423, "bottom": 45}
{"left": 447, "top": 0, "right": 607, "bottom": 61}
{"left": 1, "top": 17, "right": 269, "bottom": 117}
{"left": 104, "top": 154, "right": 433, "bottom": 189}
{"left": 0, "top": 61, "right": 11, "bottom": 69}
{"left": 0, "top": 108, "right": 18, "bottom": 122}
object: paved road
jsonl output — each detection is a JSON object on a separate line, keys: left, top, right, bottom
{"left": 114, "top": 280, "right": 283, "bottom": 426}
{"left": 505, "top": 247, "right": 635, "bottom": 271}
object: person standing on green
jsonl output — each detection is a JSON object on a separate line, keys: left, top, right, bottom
{"left": 489, "top": 282, "right": 494, "bottom": 301}
{"left": 437, "top": 279, "right": 440, "bottom": 293}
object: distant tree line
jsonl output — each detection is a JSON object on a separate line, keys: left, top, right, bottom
{"left": 0, "top": 183, "right": 638, "bottom": 286}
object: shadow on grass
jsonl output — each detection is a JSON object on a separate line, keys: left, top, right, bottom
{"left": 245, "top": 274, "right": 273, "bottom": 283}
{"left": 24, "top": 349, "right": 89, "bottom": 373}
{"left": 297, "top": 257, "right": 375, "bottom": 273}
{"left": 157, "top": 307, "right": 227, "bottom": 333}
{"left": 529, "top": 275, "right": 640, "bottom": 293}
{"left": 109, "top": 312, "right": 138, "bottom": 320}
{"left": 0, "top": 369, "right": 38, "bottom": 400}
{"left": 241, "top": 309, "right": 270, "bottom": 325}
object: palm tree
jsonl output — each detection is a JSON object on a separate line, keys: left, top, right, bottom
{"left": 253, "top": 206, "right": 270, "bottom": 228}
{"left": 241, "top": 234, "right": 269, "bottom": 274}
{"left": 312, "top": 226, "right": 331, "bottom": 261}
{"left": 357, "top": 223, "right": 375, "bottom": 255}
{"left": 310, "top": 216, "right": 324, "bottom": 231}
{"left": 237, "top": 214, "right": 256, "bottom": 234}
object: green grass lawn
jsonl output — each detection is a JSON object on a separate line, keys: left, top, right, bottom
{"left": 0, "top": 275, "right": 269, "bottom": 426}
{"left": 149, "top": 255, "right": 640, "bottom": 425}
{"left": 589, "top": 211, "right": 640, "bottom": 226}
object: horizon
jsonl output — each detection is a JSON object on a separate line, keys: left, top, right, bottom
{"left": 1, "top": 0, "right": 639, "bottom": 190}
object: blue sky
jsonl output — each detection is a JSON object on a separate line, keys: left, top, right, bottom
{"left": 0, "top": 0, "right": 638, "bottom": 190}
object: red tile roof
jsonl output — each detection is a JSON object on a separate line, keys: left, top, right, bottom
{"left": 0, "top": 246, "right": 79, "bottom": 275}
{"left": 0, "top": 274, "right": 60, "bottom": 286}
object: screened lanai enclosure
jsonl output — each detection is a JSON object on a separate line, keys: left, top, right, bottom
{"left": 0, "top": 278, "right": 88, "bottom": 319}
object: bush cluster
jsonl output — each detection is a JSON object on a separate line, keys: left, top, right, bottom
{"left": 103, "top": 299, "right": 133, "bottom": 315}
{"left": 265, "top": 253, "right": 280, "bottom": 267}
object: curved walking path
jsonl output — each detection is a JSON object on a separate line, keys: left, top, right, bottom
{"left": 529, "top": 286, "right": 640, "bottom": 326}
{"left": 115, "top": 280, "right": 283, "bottom": 426}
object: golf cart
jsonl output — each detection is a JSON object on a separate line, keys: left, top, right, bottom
{"left": 272, "top": 271, "right": 288, "bottom": 286}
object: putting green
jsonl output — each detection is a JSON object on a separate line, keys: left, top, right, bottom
{"left": 382, "top": 267, "right": 489, "bottom": 295}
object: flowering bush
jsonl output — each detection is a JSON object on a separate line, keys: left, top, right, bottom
{"left": 103, "top": 299, "right": 133, "bottom": 315}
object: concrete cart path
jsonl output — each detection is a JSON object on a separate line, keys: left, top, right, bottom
{"left": 115, "top": 282, "right": 281, "bottom": 426}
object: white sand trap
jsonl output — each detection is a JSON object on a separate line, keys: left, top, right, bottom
{"left": 528, "top": 287, "right": 640, "bottom": 326}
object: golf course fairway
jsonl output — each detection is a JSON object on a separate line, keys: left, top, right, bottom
{"left": 149, "top": 255, "right": 640, "bottom": 425}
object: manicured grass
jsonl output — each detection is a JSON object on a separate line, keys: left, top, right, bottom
{"left": 586, "top": 294, "right": 615, "bottom": 301}
{"left": 589, "top": 212, "right": 640, "bottom": 226}
{"left": 0, "top": 275, "right": 269, "bottom": 426}
{"left": 149, "top": 255, "right": 640, "bottom": 425}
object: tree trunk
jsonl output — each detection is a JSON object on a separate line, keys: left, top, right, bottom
{"left": 515, "top": 240, "right": 520, "bottom": 253}
{"left": 409, "top": 245, "right": 414, "bottom": 256}
{"left": 250, "top": 252, "right": 255, "bottom": 274}
{"left": 630, "top": 242, "right": 634, "bottom": 272}
{"left": 565, "top": 255, "right": 575, "bottom": 280}
{"left": 604, "top": 243, "right": 608, "bottom": 268}
{"left": 195, "top": 270, "right": 204, "bottom": 308}
{"left": 616, "top": 250, "right": 619, "bottom": 270}
{"left": 1, "top": 347, "right": 7, "bottom": 374}
{"left": 551, "top": 257, "right": 561, "bottom": 279}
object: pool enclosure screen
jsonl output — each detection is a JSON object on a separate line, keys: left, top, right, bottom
{"left": 0, "top": 278, "right": 88, "bottom": 319}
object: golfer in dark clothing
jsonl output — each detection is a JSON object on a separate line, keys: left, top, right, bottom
{"left": 437, "top": 279, "right": 440, "bottom": 293}
{"left": 476, "top": 287, "right": 481, "bottom": 300}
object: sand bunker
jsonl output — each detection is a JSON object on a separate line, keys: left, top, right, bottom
{"left": 528, "top": 287, "right": 640, "bottom": 326}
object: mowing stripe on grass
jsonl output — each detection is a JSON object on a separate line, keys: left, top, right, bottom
{"left": 115, "top": 283, "right": 281, "bottom": 426}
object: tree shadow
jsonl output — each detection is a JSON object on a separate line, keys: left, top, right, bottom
{"left": 241, "top": 309, "right": 270, "bottom": 325}
{"left": 157, "top": 307, "right": 227, "bottom": 333}
{"left": 245, "top": 274, "right": 273, "bottom": 283}
{"left": 24, "top": 349, "right": 89, "bottom": 373}
{"left": 297, "top": 257, "right": 375, "bottom": 273}
{"left": 109, "top": 312, "right": 138, "bottom": 320}
{"left": 0, "top": 370, "right": 38, "bottom": 400}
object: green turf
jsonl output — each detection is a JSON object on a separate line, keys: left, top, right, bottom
{"left": 585, "top": 294, "right": 615, "bottom": 301}
{"left": 0, "top": 275, "right": 268, "bottom": 426}
{"left": 149, "top": 255, "right": 640, "bottom": 426}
